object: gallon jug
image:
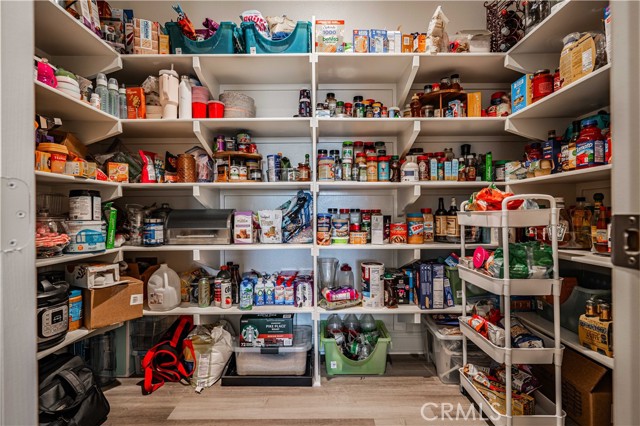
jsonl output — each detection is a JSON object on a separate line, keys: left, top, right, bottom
{"left": 147, "top": 264, "right": 181, "bottom": 311}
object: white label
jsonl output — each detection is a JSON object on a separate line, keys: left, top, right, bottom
{"left": 197, "top": 354, "right": 210, "bottom": 377}
{"left": 130, "top": 294, "right": 143, "bottom": 305}
{"left": 175, "top": 48, "right": 183, "bottom": 55}
{"left": 537, "top": 299, "right": 544, "bottom": 310}
{"left": 582, "top": 50, "right": 593, "bottom": 73}
{"left": 250, "top": 47, "right": 257, "bottom": 54}
{"left": 330, "top": 361, "right": 337, "bottom": 369}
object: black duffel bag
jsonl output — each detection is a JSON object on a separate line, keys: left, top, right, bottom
{"left": 38, "top": 353, "right": 110, "bottom": 426}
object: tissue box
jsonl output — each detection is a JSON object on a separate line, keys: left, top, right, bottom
{"left": 65, "top": 263, "right": 128, "bottom": 289}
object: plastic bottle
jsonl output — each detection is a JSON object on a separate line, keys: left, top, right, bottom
{"left": 342, "top": 314, "right": 361, "bottom": 335}
{"left": 107, "top": 78, "right": 119, "bottom": 117}
{"left": 253, "top": 277, "right": 265, "bottom": 306}
{"left": 359, "top": 314, "right": 377, "bottom": 333}
{"left": 179, "top": 75, "right": 192, "bottom": 119}
{"left": 401, "top": 155, "right": 419, "bottom": 182}
{"left": 147, "top": 264, "right": 181, "bottom": 311}
{"left": 214, "top": 266, "right": 232, "bottom": 307}
{"left": 576, "top": 120, "right": 605, "bottom": 168}
{"left": 95, "top": 73, "right": 109, "bottom": 114}
{"left": 90, "top": 93, "right": 101, "bottom": 110}
{"left": 336, "top": 263, "right": 355, "bottom": 289}
{"left": 239, "top": 278, "right": 254, "bottom": 310}
{"left": 326, "top": 314, "right": 344, "bottom": 335}
{"left": 545, "top": 197, "right": 572, "bottom": 247}
{"left": 264, "top": 275, "right": 275, "bottom": 305}
{"left": 567, "top": 120, "right": 580, "bottom": 170}
{"left": 232, "top": 264, "right": 241, "bottom": 305}
{"left": 118, "top": 84, "right": 127, "bottom": 119}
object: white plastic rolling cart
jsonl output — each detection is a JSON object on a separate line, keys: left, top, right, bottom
{"left": 458, "top": 194, "right": 565, "bottom": 426}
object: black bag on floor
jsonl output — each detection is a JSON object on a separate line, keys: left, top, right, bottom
{"left": 38, "top": 353, "right": 110, "bottom": 426}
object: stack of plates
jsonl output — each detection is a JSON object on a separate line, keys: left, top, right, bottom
{"left": 220, "top": 91, "right": 256, "bottom": 118}
{"left": 56, "top": 76, "right": 81, "bottom": 100}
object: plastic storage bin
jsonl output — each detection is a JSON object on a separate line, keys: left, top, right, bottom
{"left": 235, "top": 326, "right": 311, "bottom": 376}
{"left": 422, "top": 316, "right": 490, "bottom": 384}
{"left": 321, "top": 320, "right": 391, "bottom": 376}
{"left": 165, "top": 21, "right": 237, "bottom": 54}
{"left": 129, "top": 316, "right": 173, "bottom": 351}
{"left": 131, "top": 350, "right": 147, "bottom": 376}
{"left": 240, "top": 21, "right": 311, "bottom": 54}
{"left": 539, "top": 285, "right": 611, "bottom": 334}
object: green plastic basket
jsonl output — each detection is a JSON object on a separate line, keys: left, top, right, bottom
{"left": 320, "top": 320, "right": 391, "bottom": 376}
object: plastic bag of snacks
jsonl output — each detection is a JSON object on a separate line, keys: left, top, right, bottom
{"left": 172, "top": 3, "right": 197, "bottom": 40}
{"left": 426, "top": 6, "right": 449, "bottom": 53}
{"left": 501, "top": 316, "right": 544, "bottom": 349}
{"left": 241, "top": 10, "right": 270, "bottom": 38}
{"left": 257, "top": 210, "right": 283, "bottom": 243}
{"left": 477, "top": 242, "right": 554, "bottom": 279}
{"left": 466, "top": 184, "right": 524, "bottom": 211}
{"left": 266, "top": 15, "right": 296, "bottom": 40}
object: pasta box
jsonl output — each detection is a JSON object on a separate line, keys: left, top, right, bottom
{"left": 239, "top": 314, "right": 294, "bottom": 347}
{"left": 369, "top": 29, "right": 388, "bottom": 53}
{"left": 511, "top": 74, "right": 533, "bottom": 113}
{"left": 353, "top": 30, "right": 369, "bottom": 53}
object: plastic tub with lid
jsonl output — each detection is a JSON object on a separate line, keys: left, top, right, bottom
{"left": 234, "top": 325, "right": 311, "bottom": 376}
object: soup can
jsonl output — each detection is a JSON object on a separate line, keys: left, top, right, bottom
{"left": 361, "top": 261, "right": 385, "bottom": 308}
{"left": 349, "top": 231, "right": 368, "bottom": 245}
{"left": 143, "top": 218, "right": 164, "bottom": 246}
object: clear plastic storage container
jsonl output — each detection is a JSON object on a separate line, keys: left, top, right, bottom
{"left": 234, "top": 326, "right": 311, "bottom": 376}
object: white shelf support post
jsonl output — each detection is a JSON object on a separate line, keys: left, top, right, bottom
{"left": 398, "top": 120, "right": 420, "bottom": 158}
{"left": 193, "top": 121, "right": 215, "bottom": 157}
{"left": 395, "top": 55, "right": 420, "bottom": 107}
{"left": 397, "top": 184, "right": 421, "bottom": 216}
{"left": 193, "top": 56, "right": 221, "bottom": 99}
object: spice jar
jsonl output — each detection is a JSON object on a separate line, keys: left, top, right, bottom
{"left": 532, "top": 69, "right": 553, "bottom": 102}
{"left": 372, "top": 102, "right": 382, "bottom": 118}
{"left": 450, "top": 74, "right": 461, "bottom": 91}
{"left": 440, "top": 77, "right": 451, "bottom": 90}
{"left": 354, "top": 102, "right": 365, "bottom": 118}
{"left": 432, "top": 83, "right": 440, "bottom": 92}
{"left": 406, "top": 213, "right": 424, "bottom": 244}
{"left": 364, "top": 142, "right": 376, "bottom": 155}
{"left": 421, "top": 208, "right": 435, "bottom": 242}
{"left": 375, "top": 141, "right": 386, "bottom": 155}
{"left": 417, "top": 155, "right": 429, "bottom": 181}
{"left": 342, "top": 141, "right": 354, "bottom": 160}
{"left": 353, "top": 141, "right": 364, "bottom": 157}
{"left": 388, "top": 107, "right": 400, "bottom": 118}
{"left": 422, "top": 105, "right": 434, "bottom": 117}
{"left": 365, "top": 104, "right": 374, "bottom": 118}
{"left": 377, "top": 156, "right": 390, "bottom": 181}
{"left": 366, "top": 156, "right": 378, "bottom": 182}
{"left": 353, "top": 95, "right": 364, "bottom": 104}
{"left": 177, "top": 153, "right": 196, "bottom": 182}
{"left": 390, "top": 155, "right": 401, "bottom": 182}
{"left": 553, "top": 68, "right": 561, "bottom": 92}
{"left": 326, "top": 92, "right": 337, "bottom": 116}
{"left": 423, "top": 84, "right": 433, "bottom": 94}
{"left": 344, "top": 102, "right": 353, "bottom": 117}
{"left": 410, "top": 94, "right": 422, "bottom": 117}
{"left": 335, "top": 101, "right": 345, "bottom": 115}
{"left": 381, "top": 107, "right": 388, "bottom": 118}
{"left": 318, "top": 156, "right": 335, "bottom": 181}
{"left": 298, "top": 162, "right": 311, "bottom": 181}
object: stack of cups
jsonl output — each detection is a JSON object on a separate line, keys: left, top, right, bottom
{"left": 192, "top": 86, "right": 210, "bottom": 118}
{"left": 266, "top": 154, "right": 281, "bottom": 182}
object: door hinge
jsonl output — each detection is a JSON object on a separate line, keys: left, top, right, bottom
{"left": 1, "top": 178, "right": 32, "bottom": 252}
{"left": 611, "top": 214, "right": 640, "bottom": 270}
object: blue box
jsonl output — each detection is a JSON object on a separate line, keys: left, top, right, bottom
{"left": 511, "top": 74, "right": 533, "bottom": 113}
{"left": 417, "top": 263, "right": 431, "bottom": 309}
{"left": 369, "top": 29, "right": 388, "bottom": 53}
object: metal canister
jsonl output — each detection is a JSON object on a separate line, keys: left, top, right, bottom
{"left": 221, "top": 280, "right": 232, "bottom": 309}
{"left": 197, "top": 277, "right": 210, "bottom": 308}
{"left": 143, "top": 218, "right": 164, "bottom": 246}
{"left": 361, "top": 261, "right": 385, "bottom": 308}
{"left": 599, "top": 302, "right": 612, "bottom": 321}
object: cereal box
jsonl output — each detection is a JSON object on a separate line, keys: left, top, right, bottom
{"left": 315, "top": 20, "right": 344, "bottom": 53}
{"left": 369, "top": 29, "right": 388, "bottom": 53}
{"left": 353, "top": 29, "right": 369, "bottom": 53}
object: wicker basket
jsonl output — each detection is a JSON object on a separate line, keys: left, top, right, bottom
{"left": 220, "top": 92, "right": 256, "bottom": 118}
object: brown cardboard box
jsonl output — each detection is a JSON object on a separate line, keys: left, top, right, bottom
{"left": 466, "top": 92, "right": 482, "bottom": 117}
{"left": 533, "top": 348, "right": 612, "bottom": 426}
{"left": 159, "top": 34, "right": 169, "bottom": 55}
{"left": 51, "top": 131, "right": 88, "bottom": 159}
{"left": 83, "top": 278, "right": 144, "bottom": 330}
{"left": 578, "top": 314, "right": 613, "bottom": 357}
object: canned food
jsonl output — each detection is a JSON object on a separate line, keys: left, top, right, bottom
{"left": 361, "top": 261, "right": 384, "bottom": 308}
{"left": 349, "top": 231, "right": 367, "bottom": 245}
{"left": 317, "top": 213, "right": 332, "bottom": 232}
{"left": 267, "top": 168, "right": 280, "bottom": 182}
{"left": 390, "top": 222, "right": 408, "bottom": 244}
{"left": 317, "top": 231, "right": 331, "bottom": 246}
{"left": 143, "top": 218, "right": 164, "bottom": 246}
{"left": 221, "top": 281, "right": 232, "bottom": 309}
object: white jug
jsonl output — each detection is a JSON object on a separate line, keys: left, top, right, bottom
{"left": 178, "top": 75, "right": 192, "bottom": 119}
{"left": 147, "top": 263, "right": 181, "bottom": 311}
{"left": 159, "top": 66, "right": 179, "bottom": 119}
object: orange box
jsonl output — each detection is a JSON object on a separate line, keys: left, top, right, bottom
{"left": 126, "top": 87, "right": 146, "bottom": 119}
{"left": 401, "top": 34, "right": 413, "bottom": 53}
{"left": 35, "top": 151, "right": 51, "bottom": 172}
{"left": 159, "top": 34, "right": 169, "bottom": 54}
{"left": 108, "top": 162, "right": 129, "bottom": 182}
{"left": 50, "top": 153, "right": 67, "bottom": 174}
{"left": 466, "top": 92, "right": 482, "bottom": 117}
{"left": 65, "top": 160, "right": 89, "bottom": 178}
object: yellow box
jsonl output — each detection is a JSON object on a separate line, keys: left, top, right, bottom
{"left": 65, "top": 160, "right": 88, "bottom": 178}
{"left": 159, "top": 34, "right": 169, "bottom": 55}
{"left": 578, "top": 314, "right": 613, "bottom": 358}
{"left": 466, "top": 92, "right": 482, "bottom": 117}
{"left": 108, "top": 162, "right": 129, "bottom": 182}
{"left": 559, "top": 33, "right": 597, "bottom": 86}
{"left": 35, "top": 151, "right": 51, "bottom": 172}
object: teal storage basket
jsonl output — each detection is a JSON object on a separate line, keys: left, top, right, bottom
{"left": 165, "top": 21, "right": 237, "bottom": 54}
{"left": 241, "top": 21, "right": 311, "bottom": 54}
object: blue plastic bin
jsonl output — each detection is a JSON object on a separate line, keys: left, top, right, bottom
{"left": 165, "top": 21, "right": 238, "bottom": 54}
{"left": 241, "top": 21, "right": 311, "bottom": 54}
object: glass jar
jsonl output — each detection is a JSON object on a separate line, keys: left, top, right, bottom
{"left": 298, "top": 162, "right": 311, "bottom": 181}
{"left": 381, "top": 107, "right": 388, "bottom": 118}
{"left": 417, "top": 155, "right": 429, "bottom": 181}
{"left": 326, "top": 92, "right": 337, "bottom": 116}
{"left": 342, "top": 141, "right": 354, "bottom": 160}
{"left": 353, "top": 141, "right": 364, "bottom": 157}
{"left": 450, "top": 74, "right": 461, "bottom": 91}
{"left": 466, "top": 155, "right": 477, "bottom": 181}
{"left": 378, "top": 156, "right": 390, "bottom": 181}
{"left": 440, "top": 77, "right": 451, "bottom": 90}
{"left": 344, "top": 103, "right": 353, "bottom": 117}
{"left": 318, "top": 156, "right": 335, "bottom": 181}
{"left": 375, "top": 141, "right": 386, "bottom": 155}
{"left": 372, "top": 102, "right": 382, "bottom": 118}
{"left": 390, "top": 155, "right": 401, "bottom": 182}
{"left": 423, "top": 84, "right": 433, "bottom": 94}
{"left": 365, "top": 104, "right": 374, "bottom": 118}
{"left": 177, "top": 153, "right": 196, "bottom": 182}
{"left": 532, "top": 69, "right": 553, "bottom": 102}
{"left": 366, "top": 156, "right": 378, "bottom": 182}
{"left": 335, "top": 101, "right": 345, "bottom": 115}
{"left": 355, "top": 152, "right": 367, "bottom": 167}
{"left": 349, "top": 209, "right": 362, "bottom": 225}
{"left": 422, "top": 105, "right": 434, "bottom": 117}
{"left": 229, "top": 159, "right": 242, "bottom": 180}
{"left": 410, "top": 95, "right": 422, "bottom": 117}
{"left": 358, "top": 163, "right": 368, "bottom": 182}
{"left": 354, "top": 102, "right": 364, "bottom": 118}
{"left": 342, "top": 158, "right": 352, "bottom": 181}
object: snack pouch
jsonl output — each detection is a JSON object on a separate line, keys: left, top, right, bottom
{"left": 426, "top": 6, "right": 449, "bottom": 53}
{"left": 258, "top": 210, "right": 283, "bottom": 243}
{"left": 139, "top": 150, "right": 157, "bottom": 183}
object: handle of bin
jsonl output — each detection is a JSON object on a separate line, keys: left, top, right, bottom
{"left": 260, "top": 347, "right": 280, "bottom": 355}
{"left": 501, "top": 193, "right": 556, "bottom": 211}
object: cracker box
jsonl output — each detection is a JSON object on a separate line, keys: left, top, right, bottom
{"left": 401, "top": 33, "right": 413, "bottom": 53}
{"left": 107, "top": 162, "right": 129, "bottom": 182}
{"left": 126, "top": 87, "right": 146, "bottom": 119}
{"left": 579, "top": 314, "right": 613, "bottom": 357}
{"left": 35, "top": 151, "right": 51, "bottom": 172}
{"left": 239, "top": 314, "right": 294, "bottom": 347}
{"left": 466, "top": 92, "right": 482, "bottom": 117}
{"left": 370, "top": 29, "right": 388, "bottom": 53}
{"left": 234, "top": 211, "right": 254, "bottom": 244}
{"left": 511, "top": 74, "right": 533, "bottom": 113}
{"left": 353, "top": 30, "right": 369, "bottom": 53}
{"left": 560, "top": 33, "right": 600, "bottom": 86}
{"left": 133, "top": 18, "right": 159, "bottom": 54}
{"left": 65, "top": 160, "right": 89, "bottom": 178}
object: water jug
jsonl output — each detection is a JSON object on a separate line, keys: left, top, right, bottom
{"left": 147, "top": 264, "right": 181, "bottom": 311}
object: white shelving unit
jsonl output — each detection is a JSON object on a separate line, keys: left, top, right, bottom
{"left": 459, "top": 195, "right": 564, "bottom": 426}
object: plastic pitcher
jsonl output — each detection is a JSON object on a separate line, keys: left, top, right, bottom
{"left": 318, "top": 257, "right": 338, "bottom": 289}
{"left": 147, "top": 264, "right": 181, "bottom": 311}
{"left": 336, "top": 263, "right": 355, "bottom": 289}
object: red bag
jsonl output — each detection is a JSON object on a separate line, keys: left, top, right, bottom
{"left": 141, "top": 315, "right": 195, "bottom": 394}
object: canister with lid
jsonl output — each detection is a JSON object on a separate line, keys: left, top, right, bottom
{"left": 318, "top": 156, "right": 335, "bottom": 181}
{"left": 366, "top": 156, "right": 378, "bottom": 182}
{"left": 406, "top": 213, "right": 424, "bottom": 244}
{"left": 342, "top": 141, "right": 354, "bottom": 160}
{"left": 143, "top": 218, "right": 164, "bottom": 246}
{"left": 377, "top": 156, "right": 390, "bottom": 181}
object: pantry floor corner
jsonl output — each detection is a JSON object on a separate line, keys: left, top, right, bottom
{"left": 103, "top": 376, "right": 488, "bottom": 426}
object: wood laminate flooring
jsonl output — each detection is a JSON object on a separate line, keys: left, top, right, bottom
{"left": 103, "top": 356, "right": 488, "bottom": 426}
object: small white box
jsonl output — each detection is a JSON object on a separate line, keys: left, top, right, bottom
{"left": 372, "top": 214, "right": 384, "bottom": 245}
{"left": 388, "top": 31, "right": 402, "bottom": 53}
{"left": 234, "top": 211, "right": 254, "bottom": 244}
{"left": 65, "top": 263, "right": 128, "bottom": 289}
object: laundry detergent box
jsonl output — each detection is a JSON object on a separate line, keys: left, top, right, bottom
{"left": 239, "top": 314, "right": 294, "bottom": 347}
{"left": 511, "top": 74, "right": 533, "bottom": 113}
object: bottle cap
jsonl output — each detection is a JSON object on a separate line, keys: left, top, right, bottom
{"left": 108, "top": 78, "right": 118, "bottom": 90}
{"left": 96, "top": 73, "right": 107, "bottom": 86}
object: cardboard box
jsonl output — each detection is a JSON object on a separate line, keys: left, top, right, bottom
{"left": 107, "top": 162, "right": 129, "bottom": 182}
{"left": 125, "top": 22, "right": 134, "bottom": 54}
{"left": 511, "top": 74, "right": 533, "bottom": 113}
{"left": 431, "top": 264, "right": 445, "bottom": 309}
{"left": 371, "top": 214, "right": 384, "bottom": 245}
{"left": 369, "top": 29, "right": 388, "bottom": 53}
{"left": 388, "top": 31, "right": 401, "bottom": 53}
{"left": 65, "top": 263, "right": 127, "bottom": 289}
{"left": 239, "top": 314, "right": 294, "bottom": 347}
{"left": 86, "top": 162, "right": 97, "bottom": 179}
{"left": 159, "top": 34, "right": 169, "bottom": 55}
{"left": 579, "top": 314, "right": 613, "bottom": 357}
{"left": 65, "top": 160, "right": 88, "bottom": 178}
{"left": 51, "top": 131, "right": 88, "bottom": 159}
{"left": 466, "top": 92, "right": 482, "bottom": 117}
{"left": 233, "top": 211, "right": 253, "bottom": 243}
{"left": 35, "top": 151, "right": 50, "bottom": 172}
{"left": 126, "top": 87, "right": 146, "bottom": 119}
{"left": 474, "top": 382, "right": 536, "bottom": 416}
{"left": 83, "top": 278, "right": 143, "bottom": 330}
{"left": 353, "top": 30, "right": 369, "bottom": 53}
{"left": 401, "top": 33, "right": 413, "bottom": 53}
{"left": 559, "top": 33, "right": 598, "bottom": 86}
{"left": 534, "top": 348, "right": 612, "bottom": 426}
